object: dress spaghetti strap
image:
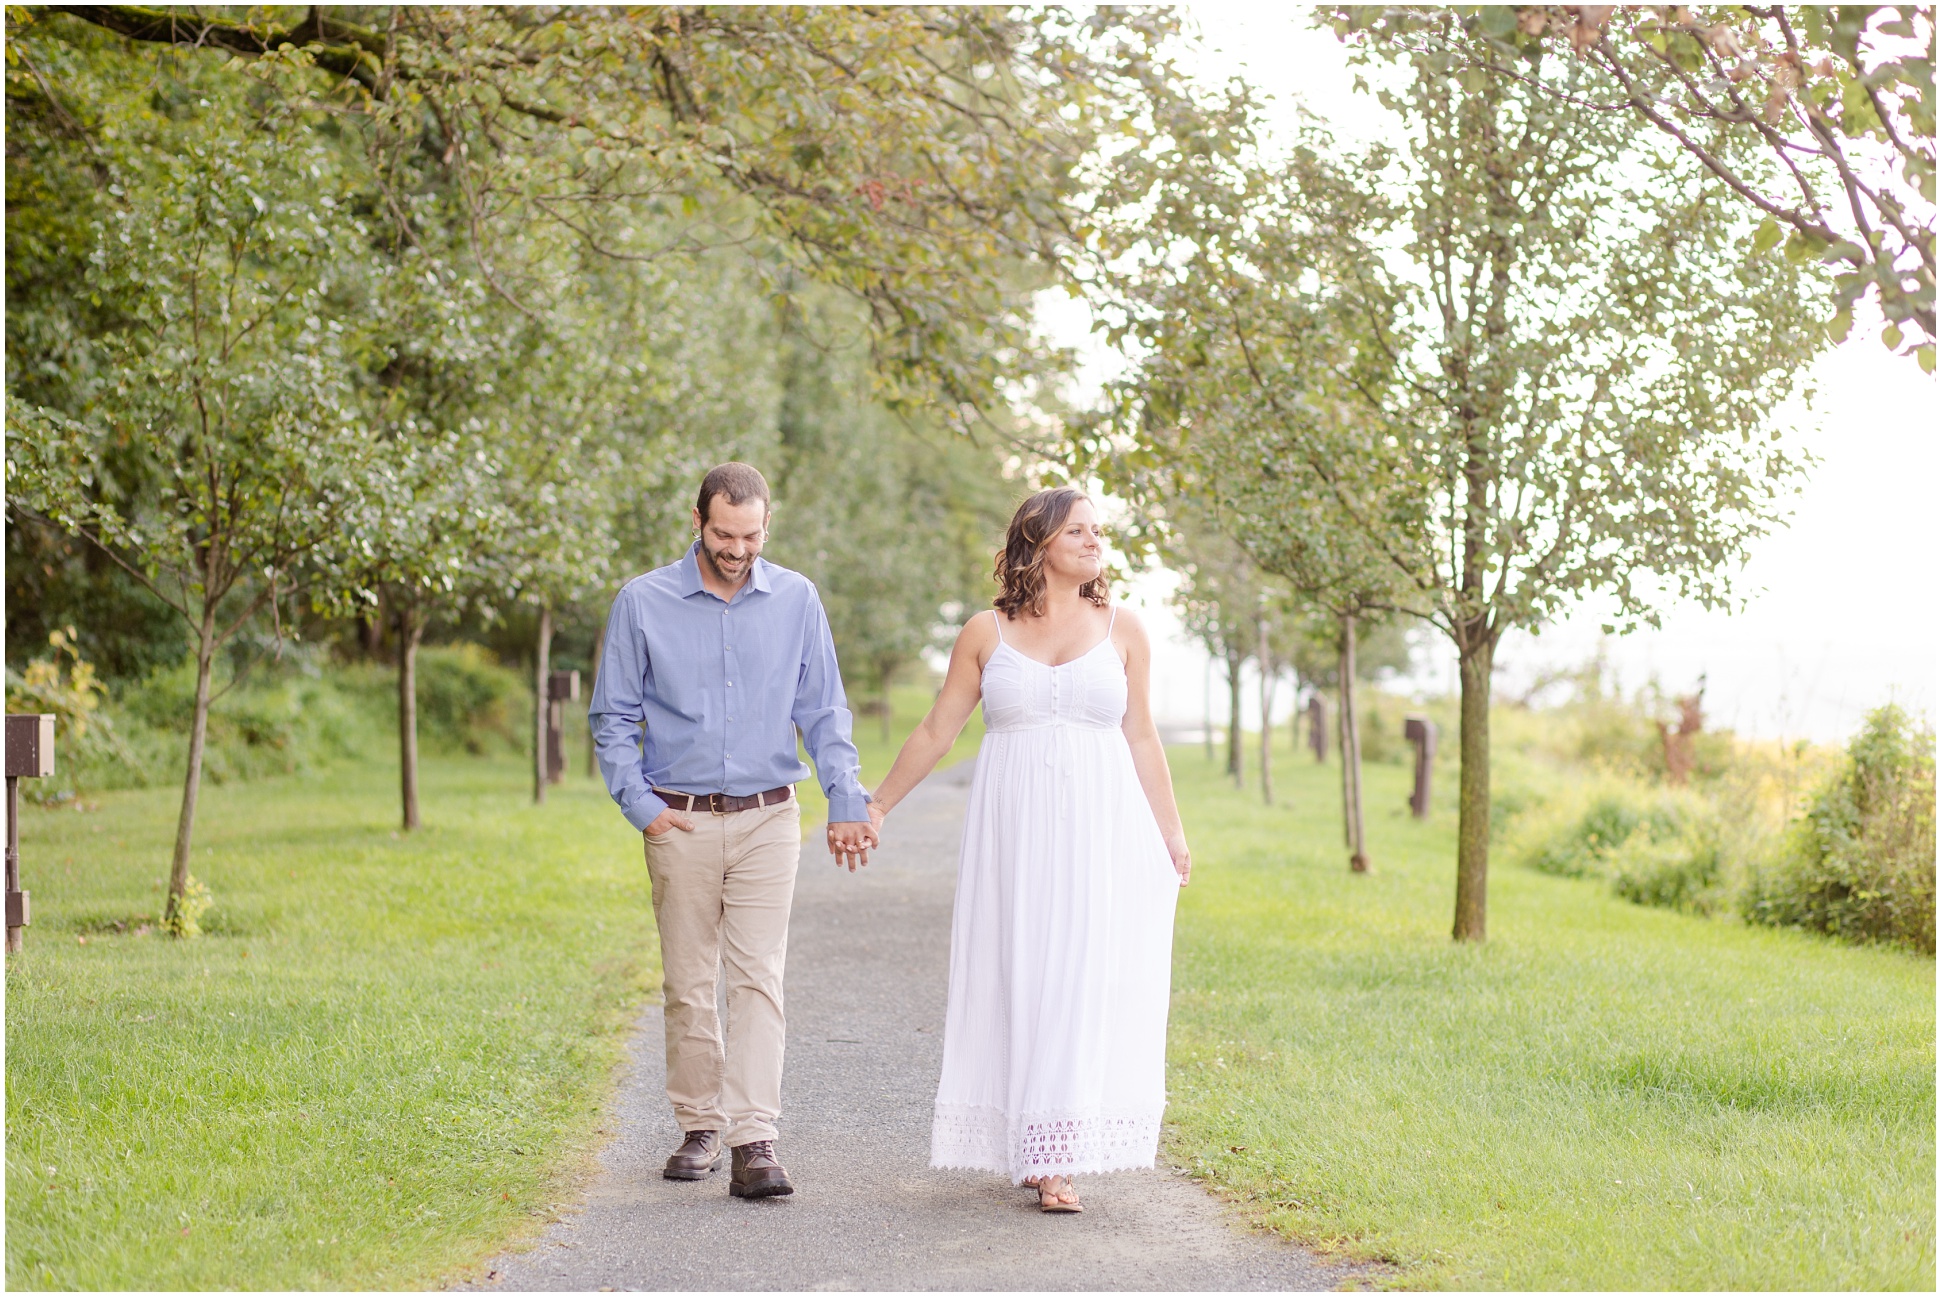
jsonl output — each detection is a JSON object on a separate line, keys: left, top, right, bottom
{"left": 991, "top": 608, "right": 1005, "bottom": 643}
{"left": 1106, "top": 604, "right": 1118, "bottom": 634}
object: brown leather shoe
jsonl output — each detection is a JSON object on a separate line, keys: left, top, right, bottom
{"left": 663, "top": 1129, "right": 722, "bottom": 1180}
{"left": 728, "top": 1139, "right": 794, "bottom": 1198}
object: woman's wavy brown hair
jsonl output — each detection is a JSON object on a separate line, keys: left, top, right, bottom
{"left": 992, "top": 487, "right": 1109, "bottom": 619}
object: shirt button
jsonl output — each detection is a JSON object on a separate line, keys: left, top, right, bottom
{"left": 727, "top": 681, "right": 734, "bottom": 688}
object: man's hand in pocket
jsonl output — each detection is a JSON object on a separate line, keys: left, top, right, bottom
{"left": 645, "top": 808, "right": 696, "bottom": 838}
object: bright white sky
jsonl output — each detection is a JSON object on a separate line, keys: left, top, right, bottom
{"left": 1059, "top": 4, "right": 1939, "bottom": 745}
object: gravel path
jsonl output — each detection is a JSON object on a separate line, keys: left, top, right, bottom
{"left": 463, "top": 760, "right": 1360, "bottom": 1291}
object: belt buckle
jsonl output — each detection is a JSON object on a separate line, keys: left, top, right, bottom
{"left": 708, "top": 792, "right": 728, "bottom": 816}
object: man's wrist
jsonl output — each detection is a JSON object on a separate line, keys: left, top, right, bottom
{"left": 826, "top": 790, "right": 871, "bottom": 822}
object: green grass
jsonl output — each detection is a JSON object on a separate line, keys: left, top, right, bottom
{"left": 5, "top": 680, "right": 968, "bottom": 1290}
{"left": 1167, "top": 733, "right": 1936, "bottom": 1290}
{"left": 20, "top": 676, "right": 1922, "bottom": 1290}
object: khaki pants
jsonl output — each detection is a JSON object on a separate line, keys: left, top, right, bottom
{"left": 643, "top": 796, "right": 801, "bottom": 1147}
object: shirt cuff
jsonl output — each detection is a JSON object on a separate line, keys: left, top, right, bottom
{"left": 622, "top": 787, "right": 670, "bottom": 832}
{"left": 826, "top": 790, "right": 871, "bottom": 823}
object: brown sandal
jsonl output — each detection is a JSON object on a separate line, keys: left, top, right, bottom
{"left": 1037, "top": 1174, "right": 1083, "bottom": 1213}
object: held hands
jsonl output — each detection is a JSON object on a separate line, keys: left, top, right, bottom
{"left": 827, "top": 819, "right": 878, "bottom": 872}
{"left": 828, "top": 798, "right": 889, "bottom": 872}
{"left": 1165, "top": 832, "right": 1192, "bottom": 887}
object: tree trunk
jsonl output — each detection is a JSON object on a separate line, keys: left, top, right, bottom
{"left": 397, "top": 604, "right": 424, "bottom": 831}
{"left": 1339, "top": 611, "right": 1368, "bottom": 872}
{"left": 1203, "top": 657, "right": 1215, "bottom": 764}
{"left": 164, "top": 606, "right": 218, "bottom": 931}
{"left": 1225, "top": 645, "right": 1245, "bottom": 788}
{"left": 358, "top": 607, "right": 384, "bottom": 659}
{"left": 585, "top": 624, "right": 604, "bottom": 779}
{"left": 1291, "top": 680, "right": 1303, "bottom": 763}
{"left": 1452, "top": 633, "right": 1494, "bottom": 940}
{"left": 1257, "top": 613, "right": 1274, "bottom": 806}
{"left": 532, "top": 605, "right": 552, "bottom": 805}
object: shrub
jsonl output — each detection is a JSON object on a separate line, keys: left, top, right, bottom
{"left": 162, "top": 874, "right": 213, "bottom": 939}
{"left": 1608, "top": 825, "right": 1723, "bottom": 915}
{"left": 1507, "top": 779, "right": 1731, "bottom": 914}
{"left": 1515, "top": 785, "right": 1686, "bottom": 880}
{"left": 413, "top": 644, "right": 525, "bottom": 755}
{"left": 15, "top": 649, "right": 392, "bottom": 798}
{"left": 1743, "top": 705, "right": 1936, "bottom": 955}
{"left": 4, "top": 628, "right": 138, "bottom": 803}
{"left": 1357, "top": 692, "right": 1404, "bottom": 765}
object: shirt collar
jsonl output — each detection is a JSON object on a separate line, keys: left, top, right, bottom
{"left": 680, "top": 540, "right": 771, "bottom": 602}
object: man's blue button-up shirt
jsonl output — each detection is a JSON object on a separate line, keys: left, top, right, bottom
{"left": 588, "top": 543, "right": 869, "bottom": 831}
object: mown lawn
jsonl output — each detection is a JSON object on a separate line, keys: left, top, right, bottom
{"left": 5, "top": 683, "right": 971, "bottom": 1290}
{"left": 1166, "top": 735, "right": 1936, "bottom": 1290}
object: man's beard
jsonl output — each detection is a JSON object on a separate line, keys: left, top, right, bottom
{"left": 700, "top": 541, "right": 754, "bottom": 584}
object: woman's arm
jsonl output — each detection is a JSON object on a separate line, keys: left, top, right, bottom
{"left": 868, "top": 613, "right": 997, "bottom": 826}
{"left": 1117, "top": 609, "right": 1191, "bottom": 885}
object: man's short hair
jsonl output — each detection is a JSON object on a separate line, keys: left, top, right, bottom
{"left": 696, "top": 462, "right": 771, "bottom": 524}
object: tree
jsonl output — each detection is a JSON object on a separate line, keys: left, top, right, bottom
{"left": 1092, "top": 84, "right": 1426, "bottom": 864}
{"left": 5, "top": 48, "right": 380, "bottom": 928}
{"left": 763, "top": 292, "right": 1013, "bottom": 737}
{"left": 340, "top": 223, "right": 524, "bottom": 830}
{"left": 43, "top": 5, "right": 1188, "bottom": 417}
{"left": 3, "top": 29, "right": 192, "bottom": 683}
{"left": 1164, "top": 512, "right": 1267, "bottom": 791}
{"left": 1097, "top": 22, "right": 1826, "bottom": 938}
{"left": 1332, "top": 5, "right": 1936, "bottom": 367}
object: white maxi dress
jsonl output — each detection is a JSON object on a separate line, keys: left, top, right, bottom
{"left": 930, "top": 607, "right": 1180, "bottom": 1184}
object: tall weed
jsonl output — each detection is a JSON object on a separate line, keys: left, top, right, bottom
{"left": 1744, "top": 705, "right": 1936, "bottom": 954}
{"left": 1503, "top": 778, "right": 1733, "bottom": 915}
{"left": 7, "top": 642, "right": 531, "bottom": 803}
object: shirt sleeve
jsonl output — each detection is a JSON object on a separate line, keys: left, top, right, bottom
{"left": 587, "top": 587, "right": 669, "bottom": 832}
{"left": 791, "top": 589, "right": 870, "bottom": 823}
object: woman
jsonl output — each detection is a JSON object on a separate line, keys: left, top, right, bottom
{"left": 867, "top": 487, "right": 1192, "bottom": 1213}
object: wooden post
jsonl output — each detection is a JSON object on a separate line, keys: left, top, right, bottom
{"left": 532, "top": 606, "right": 552, "bottom": 804}
{"left": 5, "top": 775, "right": 22, "bottom": 955}
{"left": 5, "top": 714, "right": 55, "bottom": 952}
{"left": 585, "top": 625, "right": 604, "bottom": 779}
{"left": 1307, "top": 693, "right": 1327, "bottom": 762}
{"left": 1406, "top": 715, "right": 1438, "bottom": 819}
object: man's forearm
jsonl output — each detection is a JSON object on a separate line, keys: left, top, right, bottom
{"left": 591, "top": 712, "right": 665, "bottom": 830}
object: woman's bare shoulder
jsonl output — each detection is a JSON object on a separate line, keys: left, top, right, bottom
{"left": 1110, "top": 603, "right": 1152, "bottom": 644}
{"left": 954, "top": 608, "right": 1001, "bottom": 656}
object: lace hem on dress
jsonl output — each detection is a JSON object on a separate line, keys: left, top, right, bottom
{"left": 930, "top": 1102, "right": 1163, "bottom": 1183}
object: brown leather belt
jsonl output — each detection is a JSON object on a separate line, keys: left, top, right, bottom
{"left": 652, "top": 785, "right": 794, "bottom": 815}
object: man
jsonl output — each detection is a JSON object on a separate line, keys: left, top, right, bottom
{"left": 589, "top": 462, "right": 877, "bottom": 1199}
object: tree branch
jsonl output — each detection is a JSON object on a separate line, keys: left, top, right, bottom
{"left": 51, "top": 4, "right": 383, "bottom": 91}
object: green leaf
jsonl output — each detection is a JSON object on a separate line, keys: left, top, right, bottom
{"left": 1917, "top": 345, "right": 1935, "bottom": 375}
{"left": 1881, "top": 323, "right": 1903, "bottom": 350}
{"left": 1751, "top": 218, "right": 1782, "bottom": 255}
